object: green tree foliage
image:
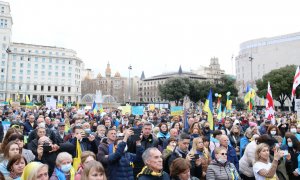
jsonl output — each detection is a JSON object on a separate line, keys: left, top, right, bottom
{"left": 256, "top": 65, "right": 297, "bottom": 109}
{"left": 188, "top": 80, "right": 211, "bottom": 103}
{"left": 158, "top": 75, "right": 238, "bottom": 107}
{"left": 158, "top": 77, "right": 190, "bottom": 105}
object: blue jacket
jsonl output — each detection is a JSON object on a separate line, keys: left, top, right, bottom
{"left": 108, "top": 141, "right": 144, "bottom": 180}
{"left": 212, "top": 145, "right": 239, "bottom": 170}
{"left": 240, "top": 136, "right": 250, "bottom": 157}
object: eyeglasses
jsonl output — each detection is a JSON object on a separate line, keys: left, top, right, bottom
{"left": 220, "top": 153, "right": 227, "bottom": 156}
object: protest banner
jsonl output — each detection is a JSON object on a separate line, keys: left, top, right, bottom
{"left": 171, "top": 106, "right": 183, "bottom": 116}
{"left": 132, "top": 106, "right": 144, "bottom": 115}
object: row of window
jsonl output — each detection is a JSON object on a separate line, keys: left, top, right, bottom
{"left": 11, "top": 63, "right": 74, "bottom": 71}
{"left": 33, "top": 85, "right": 71, "bottom": 92}
{"left": 12, "top": 48, "right": 66, "bottom": 56}
{"left": 10, "top": 55, "right": 74, "bottom": 65}
{"left": 11, "top": 69, "right": 73, "bottom": 78}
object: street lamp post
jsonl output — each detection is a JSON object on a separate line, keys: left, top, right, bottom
{"left": 5, "top": 48, "right": 11, "bottom": 101}
{"left": 128, "top": 65, "right": 132, "bottom": 104}
{"left": 249, "top": 56, "right": 254, "bottom": 83}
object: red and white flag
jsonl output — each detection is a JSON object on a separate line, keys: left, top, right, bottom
{"left": 292, "top": 66, "right": 300, "bottom": 100}
{"left": 265, "top": 81, "right": 275, "bottom": 124}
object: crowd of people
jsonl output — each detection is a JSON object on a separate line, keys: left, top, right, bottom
{"left": 0, "top": 105, "right": 299, "bottom": 180}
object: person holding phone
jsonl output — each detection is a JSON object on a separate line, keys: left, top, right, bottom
{"left": 253, "top": 143, "right": 283, "bottom": 180}
{"left": 107, "top": 129, "right": 144, "bottom": 180}
{"left": 285, "top": 134, "right": 300, "bottom": 180}
{"left": 190, "top": 137, "right": 211, "bottom": 180}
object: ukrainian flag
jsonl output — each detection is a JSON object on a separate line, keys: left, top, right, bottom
{"left": 26, "top": 95, "right": 33, "bottom": 107}
{"left": 203, "top": 89, "right": 214, "bottom": 130}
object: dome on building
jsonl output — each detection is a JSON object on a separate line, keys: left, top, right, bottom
{"left": 97, "top": 73, "right": 102, "bottom": 79}
{"left": 114, "top": 71, "right": 121, "bottom": 77}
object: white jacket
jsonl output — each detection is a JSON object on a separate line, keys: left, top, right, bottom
{"left": 239, "top": 140, "right": 257, "bottom": 177}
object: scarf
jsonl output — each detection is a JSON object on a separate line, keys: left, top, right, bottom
{"left": 9, "top": 171, "right": 21, "bottom": 179}
{"left": 137, "top": 166, "right": 163, "bottom": 178}
{"left": 54, "top": 167, "right": 75, "bottom": 180}
{"left": 157, "top": 131, "right": 170, "bottom": 139}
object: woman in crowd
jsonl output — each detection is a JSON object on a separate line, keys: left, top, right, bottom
{"left": 190, "top": 137, "right": 211, "bottom": 180}
{"left": 75, "top": 151, "right": 96, "bottom": 180}
{"left": 170, "top": 158, "right": 199, "bottom": 180}
{"left": 21, "top": 162, "right": 49, "bottom": 180}
{"left": 267, "top": 125, "right": 281, "bottom": 137}
{"left": 157, "top": 123, "right": 170, "bottom": 148}
{"left": 206, "top": 146, "right": 240, "bottom": 180}
{"left": 0, "top": 141, "right": 20, "bottom": 176}
{"left": 8, "top": 133, "right": 35, "bottom": 163}
{"left": 171, "top": 122, "right": 182, "bottom": 134}
{"left": 253, "top": 143, "right": 283, "bottom": 180}
{"left": 228, "top": 125, "right": 242, "bottom": 158}
{"left": 50, "top": 152, "right": 75, "bottom": 180}
{"left": 0, "top": 128, "right": 19, "bottom": 155}
{"left": 285, "top": 134, "right": 300, "bottom": 180}
{"left": 81, "top": 160, "right": 107, "bottom": 180}
{"left": 240, "top": 128, "right": 253, "bottom": 157}
{"left": 163, "top": 138, "right": 177, "bottom": 160}
{"left": 6, "top": 154, "right": 27, "bottom": 180}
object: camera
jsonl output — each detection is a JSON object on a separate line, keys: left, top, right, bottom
{"left": 42, "top": 142, "right": 52, "bottom": 153}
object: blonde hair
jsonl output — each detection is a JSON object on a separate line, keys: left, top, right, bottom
{"left": 190, "top": 137, "right": 209, "bottom": 158}
{"left": 21, "top": 162, "right": 48, "bottom": 180}
{"left": 214, "top": 146, "right": 227, "bottom": 155}
{"left": 255, "top": 143, "right": 269, "bottom": 162}
{"left": 81, "top": 160, "right": 107, "bottom": 180}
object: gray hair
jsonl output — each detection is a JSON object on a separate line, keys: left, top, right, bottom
{"left": 142, "top": 147, "right": 158, "bottom": 165}
{"left": 56, "top": 152, "right": 72, "bottom": 166}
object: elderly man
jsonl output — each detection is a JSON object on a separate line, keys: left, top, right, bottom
{"left": 212, "top": 134, "right": 239, "bottom": 170}
{"left": 137, "top": 147, "right": 170, "bottom": 180}
{"left": 27, "top": 117, "right": 57, "bottom": 143}
{"left": 24, "top": 115, "right": 37, "bottom": 135}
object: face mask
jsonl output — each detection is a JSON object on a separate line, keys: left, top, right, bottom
{"left": 61, "top": 163, "right": 72, "bottom": 173}
{"left": 270, "top": 131, "right": 276, "bottom": 135}
{"left": 288, "top": 142, "right": 293, "bottom": 147}
{"left": 291, "top": 128, "right": 297, "bottom": 133}
{"left": 218, "top": 158, "right": 227, "bottom": 164}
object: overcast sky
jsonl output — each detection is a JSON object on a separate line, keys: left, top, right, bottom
{"left": 6, "top": 0, "right": 300, "bottom": 78}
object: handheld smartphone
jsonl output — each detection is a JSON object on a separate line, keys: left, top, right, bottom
{"left": 283, "top": 150, "right": 288, "bottom": 156}
{"left": 194, "top": 154, "right": 200, "bottom": 159}
{"left": 131, "top": 127, "right": 142, "bottom": 142}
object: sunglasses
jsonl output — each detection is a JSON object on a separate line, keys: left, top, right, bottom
{"left": 220, "top": 153, "right": 227, "bottom": 156}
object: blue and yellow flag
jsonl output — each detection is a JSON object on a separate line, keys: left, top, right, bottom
{"left": 203, "top": 89, "right": 214, "bottom": 130}
{"left": 26, "top": 95, "right": 33, "bottom": 107}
